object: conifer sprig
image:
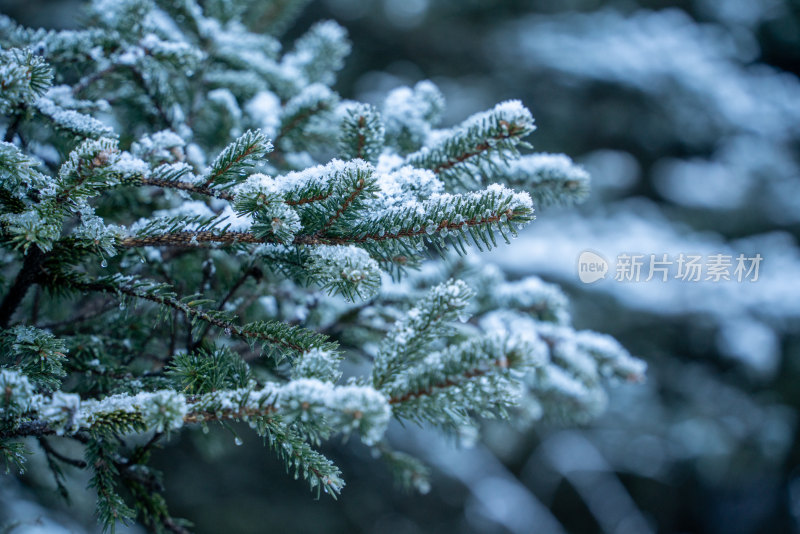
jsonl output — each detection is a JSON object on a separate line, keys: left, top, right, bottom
{"left": 137, "top": 164, "right": 236, "bottom": 201}
{"left": 404, "top": 101, "right": 536, "bottom": 190}
{"left": 0, "top": 370, "right": 391, "bottom": 449}
{"left": 499, "top": 153, "right": 591, "bottom": 207}
{"left": 70, "top": 275, "right": 336, "bottom": 356}
{"left": 338, "top": 103, "right": 385, "bottom": 163}
{"left": 202, "top": 129, "right": 272, "bottom": 187}
{"left": 118, "top": 182, "right": 534, "bottom": 255}
{"left": 0, "top": 48, "right": 53, "bottom": 113}
{"left": 384, "top": 335, "right": 539, "bottom": 427}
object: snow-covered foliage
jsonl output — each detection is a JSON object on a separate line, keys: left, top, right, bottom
{"left": 492, "top": 7, "right": 800, "bottom": 224}
{"left": 368, "top": 2, "right": 800, "bottom": 532}
{"left": 0, "top": 1, "right": 643, "bottom": 531}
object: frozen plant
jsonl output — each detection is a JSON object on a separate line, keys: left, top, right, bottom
{"left": 0, "top": 1, "right": 643, "bottom": 532}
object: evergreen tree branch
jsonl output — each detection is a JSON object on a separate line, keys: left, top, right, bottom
{"left": 38, "top": 437, "right": 72, "bottom": 501}
{"left": 285, "top": 191, "right": 334, "bottom": 206}
{"left": 387, "top": 357, "right": 506, "bottom": 405}
{"left": 1, "top": 376, "right": 389, "bottom": 459}
{"left": 138, "top": 176, "right": 235, "bottom": 201}
{"left": 86, "top": 438, "right": 137, "bottom": 530}
{"left": 119, "top": 231, "right": 267, "bottom": 248}
{"left": 312, "top": 165, "right": 375, "bottom": 236}
{"left": 0, "top": 246, "right": 45, "bottom": 327}
{"left": 72, "top": 64, "right": 119, "bottom": 95}
{"left": 373, "top": 280, "right": 473, "bottom": 388}
{"left": 37, "top": 436, "right": 88, "bottom": 468}
{"left": 0, "top": 1, "right": 646, "bottom": 525}
{"left": 202, "top": 129, "right": 272, "bottom": 187}
{"left": 191, "top": 265, "right": 261, "bottom": 351}
{"left": 316, "top": 178, "right": 366, "bottom": 235}
{"left": 128, "top": 432, "right": 163, "bottom": 467}
{"left": 252, "top": 0, "right": 313, "bottom": 36}
{"left": 118, "top": 185, "right": 532, "bottom": 251}
{"left": 498, "top": 153, "right": 590, "bottom": 207}
{"left": 2, "top": 109, "right": 24, "bottom": 143}
{"left": 403, "top": 101, "right": 535, "bottom": 190}
{"left": 348, "top": 209, "right": 520, "bottom": 244}
{"left": 36, "top": 302, "right": 114, "bottom": 330}
{"left": 127, "top": 65, "right": 172, "bottom": 129}
{"left": 277, "top": 93, "right": 329, "bottom": 140}
{"left": 2, "top": 402, "right": 276, "bottom": 439}
{"left": 70, "top": 277, "right": 334, "bottom": 355}
{"left": 0, "top": 420, "right": 51, "bottom": 439}
{"left": 337, "top": 103, "right": 384, "bottom": 163}
{"left": 383, "top": 335, "right": 541, "bottom": 427}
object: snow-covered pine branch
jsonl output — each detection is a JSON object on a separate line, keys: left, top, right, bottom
{"left": 0, "top": 0, "right": 644, "bottom": 531}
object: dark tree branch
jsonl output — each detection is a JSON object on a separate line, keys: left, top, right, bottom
{"left": 38, "top": 436, "right": 89, "bottom": 468}
{"left": 3, "top": 110, "right": 24, "bottom": 143}
{"left": 0, "top": 247, "right": 46, "bottom": 328}
{"left": 191, "top": 264, "right": 259, "bottom": 352}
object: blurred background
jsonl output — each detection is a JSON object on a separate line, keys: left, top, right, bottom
{"left": 2, "top": 0, "right": 800, "bottom": 533}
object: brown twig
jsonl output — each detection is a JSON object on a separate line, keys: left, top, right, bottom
{"left": 139, "top": 177, "right": 235, "bottom": 201}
